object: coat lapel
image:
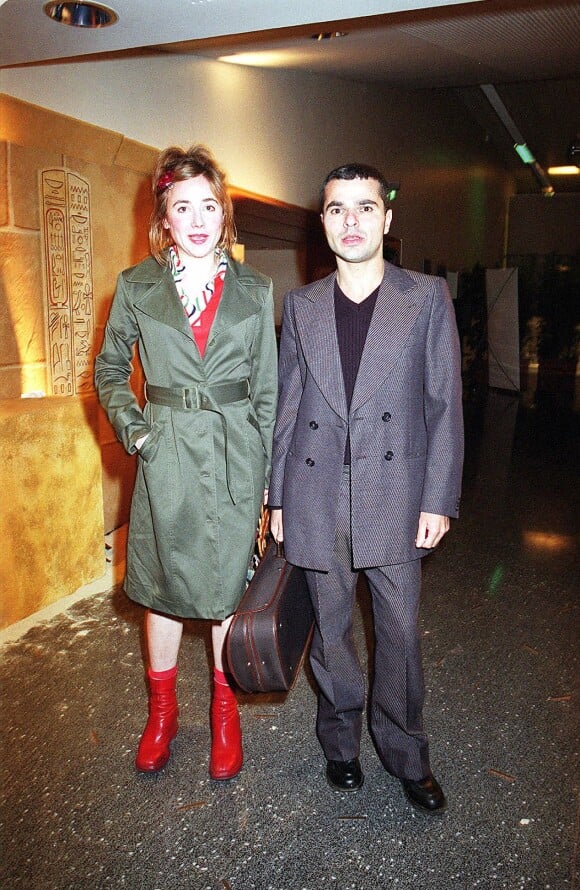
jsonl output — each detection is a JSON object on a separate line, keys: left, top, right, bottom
{"left": 294, "top": 273, "right": 348, "bottom": 420}
{"left": 128, "top": 258, "right": 195, "bottom": 342}
{"left": 350, "top": 264, "right": 430, "bottom": 412}
{"left": 208, "top": 257, "right": 266, "bottom": 344}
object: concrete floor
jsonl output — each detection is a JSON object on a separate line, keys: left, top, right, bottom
{"left": 1, "top": 384, "right": 578, "bottom": 890}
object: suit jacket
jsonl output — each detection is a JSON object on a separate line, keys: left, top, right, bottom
{"left": 268, "top": 262, "right": 464, "bottom": 571}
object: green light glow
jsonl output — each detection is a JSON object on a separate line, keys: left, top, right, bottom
{"left": 514, "top": 143, "right": 536, "bottom": 164}
{"left": 487, "top": 564, "right": 505, "bottom": 596}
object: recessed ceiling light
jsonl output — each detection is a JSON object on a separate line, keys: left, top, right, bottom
{"left": 43, "top": 2, "right": 118, "bottom": 28}
{"left": 310, "top": 32, "right": 348, "bottom": 41}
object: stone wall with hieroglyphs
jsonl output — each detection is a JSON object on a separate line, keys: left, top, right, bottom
{"left": 0, "top": 94, "right": 157, "bottom": 625}
{"left": 1, "top": 94, "right": 155, "bottom": 404}
{"left": 40, "top": 169, "right": 95, "bottom": 396}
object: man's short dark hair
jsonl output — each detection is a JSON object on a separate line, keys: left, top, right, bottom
{"left": 320, "top": 163, "right": 391, "bottom": 211}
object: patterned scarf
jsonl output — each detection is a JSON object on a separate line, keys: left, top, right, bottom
{"left": 168, "top": 245, "right": 227, "bottom": 328}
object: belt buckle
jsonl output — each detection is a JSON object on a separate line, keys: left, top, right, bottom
{"left": 182, "top": 388, "right": 199, "bottom": 409}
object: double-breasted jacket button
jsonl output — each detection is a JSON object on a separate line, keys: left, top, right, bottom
{"left": 382, "top": 412, "right": 392, "bottom": 422}
{"left": 384, "top": 451, "right": 394, "bottom": 461}
{"left": 309, "top": 420, "right": 319, "bottom": 430}
{"left": 305, "top": 458, "right": 315, "bottom": 467}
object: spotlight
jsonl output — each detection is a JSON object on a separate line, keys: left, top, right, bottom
{"left": 44, "top": 2, "right": 118, "bottom": 28}
{"left": 310, "top": 32, "right": 348, "bottom": 41}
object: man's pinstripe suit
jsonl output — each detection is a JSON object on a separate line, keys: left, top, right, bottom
{"left": 269, "top": 211, "right": 463, "bottom": 784}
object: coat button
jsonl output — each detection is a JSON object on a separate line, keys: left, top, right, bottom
{"left": 382, "top": 412, "right": 392, "bottom": 422}
{"left": 305, "top": 458, "right": 315, "bottom": 467}
{"left": 384, "top": 451, "right": 394, "bottom": 461}
{"left": 309, "top": 420, "right": 318, "bottom": 430}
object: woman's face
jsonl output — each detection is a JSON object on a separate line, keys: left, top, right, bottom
{"left": 163, "top": 175, "right": 224, "bottom": 261}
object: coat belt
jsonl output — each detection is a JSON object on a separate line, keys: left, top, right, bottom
{"left": 145, "top": 380, "right": 251, "bottom": 505}
{"left": 145, "top": 380, "right": 249, "bottom": 409}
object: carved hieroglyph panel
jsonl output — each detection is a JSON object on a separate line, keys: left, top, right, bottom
{"left": 40, "top": 170, "right": 95, "bottom": 396}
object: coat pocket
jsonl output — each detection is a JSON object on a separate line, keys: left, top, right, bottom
{"left": 137, "top": 421, "right": 163, "bottom": 464}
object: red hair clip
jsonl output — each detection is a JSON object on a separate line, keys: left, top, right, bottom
{"left": 157, "top": 172, "right": 174, "bottom": 193}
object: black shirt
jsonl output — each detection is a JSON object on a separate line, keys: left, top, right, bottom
{"left": 334, "top": 281, "right": 379, "bottom": 464}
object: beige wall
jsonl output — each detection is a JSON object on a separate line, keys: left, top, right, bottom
{"left": 245, "top": 248, "right": 307, "bottom": 325}
{"left": 1, "top": 54, "right": 514, "bottom": 272}
{"left": 0, "top": 396, "right": 105, "bottom": 629}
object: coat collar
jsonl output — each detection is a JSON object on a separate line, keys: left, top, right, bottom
{"left": 127, "top": 255, "right": 266, "bottom": 347}
{"left": 294, "top": 263, "right": 430, "bottom": 418}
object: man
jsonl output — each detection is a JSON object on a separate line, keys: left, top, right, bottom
{"left": 268, "top": 163, "right": 463, "bottom": 814}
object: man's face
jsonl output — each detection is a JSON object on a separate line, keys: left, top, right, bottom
{"left": 321, "top": 177, "right": 392, "bottom": 266}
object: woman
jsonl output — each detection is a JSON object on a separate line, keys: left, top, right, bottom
{"left": 95, "top": 145, "right": 278, "bottom": 780}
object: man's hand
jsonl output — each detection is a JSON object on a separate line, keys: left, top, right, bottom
{"left": 415, "top": 512, "right": 449, "bottom": 549}
{"left": 270, "top": 508, "right": 284, "bottom": 543}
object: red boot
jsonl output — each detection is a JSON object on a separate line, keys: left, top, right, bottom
{"left": 135, "top": 667, "right": 179, "bottom": 772}
{"left": 209, "top": 670, "right": 243, "bottom": 780}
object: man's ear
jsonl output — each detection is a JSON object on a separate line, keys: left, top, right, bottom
{"left": 384, "top": 208, "right": 393, "bottom": 235}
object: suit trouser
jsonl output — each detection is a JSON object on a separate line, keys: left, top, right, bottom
{"left": 304, "top": 467, "right": 431, "bottom": 780}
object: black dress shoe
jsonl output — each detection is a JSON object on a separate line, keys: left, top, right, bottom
{"left": 326, "top": 757, "right": 364, "bottom": 792}
{"left": 401, "top": 775, "right": 447, "bottom": 813}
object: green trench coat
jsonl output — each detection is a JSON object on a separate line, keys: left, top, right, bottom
{"left": 95, "top": 255, "right": 278, "bottom": 620}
